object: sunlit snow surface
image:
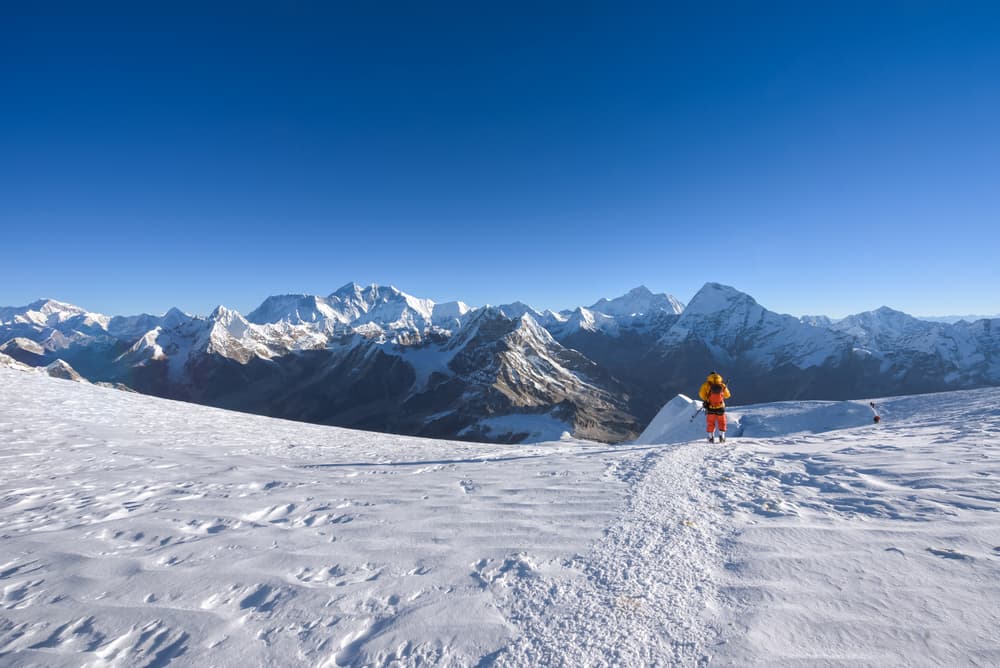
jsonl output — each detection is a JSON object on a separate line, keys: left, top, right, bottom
{"left": 1, "top": 368, "right": 999, "bottom": 666}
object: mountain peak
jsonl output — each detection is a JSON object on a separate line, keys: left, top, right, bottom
{"left": 330, "top": 282, "right": 394, "bottom": 303}
{"left": 330, "top": 282, "right": 367, "bottom": 300}
{"left": 510, "top": 311, "right": 557, "bottom": 346}
{"left": 25, "top": 298, "right": 88, "bottom": 318}
{"left": 588, "top": 285, "right": 684, "bottom": 319}
{"left": 247, "top": 294, "right": 336, "bottom": 325}
{"left": 873, "top": 306, "right": 910, "bottom": 317}
{"left": 498, "top": 301, "right": 541, "bottom": 320}
{"left": 840, "top": 306, "right": 924, "bottom": 327}
{"left": 833, "top": 305, "right": 936, "bottom": 345}
{"left": 683, "top": 283, "right": 756, "bottom": 314}
{"left": 209, "top": 305, "right": 235, "bottom": 320}
{"left": 158, "top": 307, "right": 192, "bottom": 330}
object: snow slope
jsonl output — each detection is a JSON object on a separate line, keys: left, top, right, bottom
{"left": 1, "top": 368, "right": 998, "bottom": 666}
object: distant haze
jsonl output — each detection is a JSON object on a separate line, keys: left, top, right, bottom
{"left": 917, "top": 314, "right": 1000, "bottom": 324}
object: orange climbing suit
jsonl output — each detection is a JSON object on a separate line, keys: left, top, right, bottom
{"left": 698, "top": 374, "right": 731, "bottom": 434}
{"left": 706, "top": 412, "right": 727, "bottom": 433}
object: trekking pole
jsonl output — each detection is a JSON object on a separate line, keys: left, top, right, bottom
{"left": 689, "top": 406, "right": 704, "bottom": 423}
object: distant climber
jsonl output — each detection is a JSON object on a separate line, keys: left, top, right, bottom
{"left": 698, "top": 371, "right": 731, "bottom": 443}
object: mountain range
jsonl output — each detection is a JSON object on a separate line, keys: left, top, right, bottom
{"left": 2, "top": 282, "right": 998, "bottom": 443}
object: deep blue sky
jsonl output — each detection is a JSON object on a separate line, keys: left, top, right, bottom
{"left": 3, "top": 2, "right": 999, "bottom": 318}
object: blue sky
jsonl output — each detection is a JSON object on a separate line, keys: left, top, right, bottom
{"left": 2, "top": 2, "right": 998, "bottom": 318}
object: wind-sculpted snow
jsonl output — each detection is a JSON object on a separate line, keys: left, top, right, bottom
{"left": 1, "top": 369, "right": 999, "bottom": 666}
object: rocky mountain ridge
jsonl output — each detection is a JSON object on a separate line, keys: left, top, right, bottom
{"left": 3, "top": 283, "right": 998, "bottom": 443}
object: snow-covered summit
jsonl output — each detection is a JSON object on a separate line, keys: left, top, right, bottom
{"left": 661, "top": 283, "right": 845, "bottom": 368}
{"left": 26, "top": 298, "right": 89, "bottom": 320}
{"left": 246, "top": 285, "right": 473, "bottom": 336}
{"left": 675, "top": 282, "right": 754, "bottom": 317}
{"left": 327, "top": 283, "right": 436, "bottom": 330}
{"left": 242, "top": 284, "right": 689, "bottom": 339}
{"left": 247, "top": 293, "right": 339, "bottom": 325}
{"left": 539, "top": 286, "right": 684, "bottom": 337}
{"left": 588, "top": 285, "right": 684, "bottom": 319}
{"left": 496, "top": 301, "right": 543, "bottom": 321}
{"left": 0, "top": 298, "right": 92, "bottom": 327}
{"left": 833, "top": 306, "right": 950, "bottom": 350}
{"left": 557, "top": 307, "right": 621, "bottom": 336}
{"left": 159, "top": 307, "right": 193, "bottom": 330}
{"left": 208, "top": 305, "right": 250, "bottom": 335}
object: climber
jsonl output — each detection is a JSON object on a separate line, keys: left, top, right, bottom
{"left": 698, "top": 371, "right": 731, "bottom": 443}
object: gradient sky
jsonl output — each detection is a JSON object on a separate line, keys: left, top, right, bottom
{"left": 3, "top": 2, "right": 999, "bottom": 319}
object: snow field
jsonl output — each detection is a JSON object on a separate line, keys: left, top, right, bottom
{"left": 2, "top": 368, "right": 999, "bottom": 666}
{"left": 712, "top": 391, "right": 1000, "bottom": 665}
{"left": 0, "top": 369, "right": 641, "bottom": 666}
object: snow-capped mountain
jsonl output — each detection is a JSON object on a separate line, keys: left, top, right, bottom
{"left": 533, "top": 286, "right": 684, "bottom": 339}
{"left": 553, "top": 307, "right": 623, "bottom": 337}
{"left": 831, "top": 306, "right": 1000, "bottom": 387}
{"left": 247, "top": 293, "right": 341, "bottom": 326}
{"left": 834, "top": 306, "right": 950, "bottom": 350}
{"left": 495, "top": 301, "right": 546, "bottom": 322}
{"left": 0, "top": 298, "right": 93, "bottom": 328}
{"left": 0, "top": 299, "right": 111, "bottom": 350}
{"left": 247, "top": 284, "right": 473, "bottom": 341}
{"left": 440, "top": 308, "right": 636, "bottom": 442}
{"left": 634, "top": 283, "right": 1000, "bottom": 405}
{"left": 1, "top": 282, "right": 998, "bottom": 443}
{"left": 588, "top": 285, "right": 684, "bottom": 323}
{"left": 660, "top": 282, "right": 846, "bottom": 368}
